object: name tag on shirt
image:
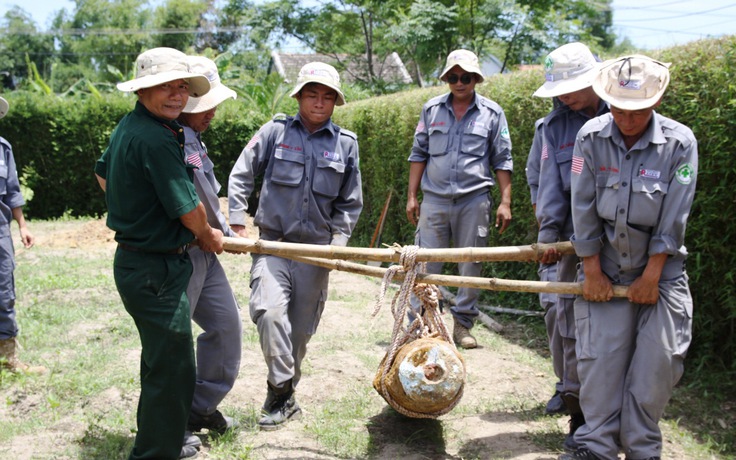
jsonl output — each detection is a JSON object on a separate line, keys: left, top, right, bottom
{"left": 639, "top": 168, "right": 661, "bottom": 179}
{"left": 323, "top": 151, "right": 340, "bottom": 161}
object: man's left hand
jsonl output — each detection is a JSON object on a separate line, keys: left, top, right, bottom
{"left": 495, "top": 203, "right": 511, "bottom": 234}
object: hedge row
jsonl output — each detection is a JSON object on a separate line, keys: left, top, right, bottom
{"left": 1, "top": 37, "right": 734, "bottom": 374}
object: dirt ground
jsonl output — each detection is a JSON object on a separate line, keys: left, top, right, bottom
{"left": 18, "top": 209, "right": 697, "bottom": 460}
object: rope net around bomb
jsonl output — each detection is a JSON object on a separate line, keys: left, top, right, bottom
{"left": 371, "top": 244, "right": 465, "bottom": 419}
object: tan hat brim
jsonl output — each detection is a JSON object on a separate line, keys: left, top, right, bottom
{"left": 117, "top": 71, "right": 211, "bottom": 98}
{"left": 183, "top": 84, "right": 237, "bottom": 113}
{"left": 0, "top": 96, "right": 8, "bottom": 119}
{"left": 439, "top": 63, "right": 484, "bottom": 83}
{"left": 533, "top": 66, "right": 598, "bottom": 98}
{"left": 592, "top": 64, "right": 669, "bottom": 111}
{"left": 290, "top": 81, "right": 346, "bottom": 106}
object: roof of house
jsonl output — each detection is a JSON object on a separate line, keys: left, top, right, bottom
{"left": 270, "top": 51, "right": 413, "bottom": 85}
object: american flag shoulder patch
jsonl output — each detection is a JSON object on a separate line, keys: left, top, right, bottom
{"left": 187, "top": 152, "right": 203, "bottom": 169}
{"left": 571, "top": 155, "right": 584, "bottom": 175}
{"left": 245, "top": 134, "right": 260, "bottom": 150}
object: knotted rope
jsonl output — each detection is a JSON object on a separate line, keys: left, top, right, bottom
{"left": 372, "top": 244, "right": 464, "bottom": 418}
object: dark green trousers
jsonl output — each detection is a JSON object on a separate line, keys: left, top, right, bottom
{"left": 114, "top": 248, "right": 195, "bottom": 460}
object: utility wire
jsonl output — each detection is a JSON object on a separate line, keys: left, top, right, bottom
{"left": 615, "top": 3, "right": 736, "bottom": 22}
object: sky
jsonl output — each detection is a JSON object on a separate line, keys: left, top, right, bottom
{"left": 0, "top": 0, "right": 734, "bottom": 51}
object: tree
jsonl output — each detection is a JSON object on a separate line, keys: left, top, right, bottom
{"left": 55, "top": 0, "right": 152, "bottom": 80}
{"left": 0, "top": 7, "right": 55, "bottom": 87}
{"left": 151, "top": 0, "right": 211, "bottom": 52}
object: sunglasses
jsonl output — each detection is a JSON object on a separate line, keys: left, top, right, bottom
{"left": 447, "top": 73, "right": 474, "bottom": 85}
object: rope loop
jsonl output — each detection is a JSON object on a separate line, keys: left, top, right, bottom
{"left": 372, "top": 244, "right": 460, "bottom": 418}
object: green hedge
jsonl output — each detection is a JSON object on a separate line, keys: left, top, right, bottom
{"left": 1, "top": 37, "right": 734, "bottom": 375}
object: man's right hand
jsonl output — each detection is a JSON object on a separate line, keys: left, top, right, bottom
{"left": 198, "top": 228, "right": 224, "bottom": 254}
{"left": 406, "top": 197, "right": 420, "bottom": 226}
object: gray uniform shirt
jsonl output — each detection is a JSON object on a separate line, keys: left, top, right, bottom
{"left": 571, "top": 111, "right": 698, "bottom": 284}
{"left": 408, "top": 92, "right": 512, "bottom": 203}
{"left": 183, "top": 126, "right": 235, "bottom": 238}
{"left": 228, "top": 114, "right": 363, "bottom": 246}
{"left": 0, "top": 138, "right": 24, "bottom": 238}
{"left": 525, "top": 118, "right": 544, "bottom": 206}
{"left": 537, "top": 102, "right": 609, "bottom": 243}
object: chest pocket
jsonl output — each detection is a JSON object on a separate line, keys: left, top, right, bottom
{"left": 628, "top": 178, "right": 669, "bottom": 227}
{"left": 595, "top": 173, "right": 620, "bottom": 221}
{"left": 555, "top": 149, "right": 573, "bottom": 192}
{"left": 270, "top": 148, "right": 305, "bottom": 186}
{"left": 313, "top": 157, "right": 345, "bottom": 198}
{"left": 428, "top": 124, "right": 450, "bottom": 156}
{"left": 461, "top": 123, "right": 489, "bottom": 156}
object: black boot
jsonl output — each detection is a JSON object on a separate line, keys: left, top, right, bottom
{"left": 561, "top": 392, "right": 584, "bottom": 452}
{"left": 258, "top": 380, "right": 302, "bottom": 431}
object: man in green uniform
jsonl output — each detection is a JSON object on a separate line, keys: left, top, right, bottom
{"left": 95, "top": 47, "right": 223, "bottom": 460}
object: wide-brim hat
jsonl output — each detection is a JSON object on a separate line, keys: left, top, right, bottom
{"left": 0, "top": 96, "right": 7, "bottom": 119}
{"left": 183, "top": 56, "right": 237, "bottom": 113}
{"left": 439, "top": 49, "right": 484, "bottom": 83}
{"left": 289, "top": 62, "right": 346, "bottom": 106}
{"left": 533, "top": 42, "right": 599, "bottom": 98}
{"left": 117, "top": 47, "right": 210, "bottom": 97}
{"left": 592, "top": 54, "right": 671, "bottom": 110}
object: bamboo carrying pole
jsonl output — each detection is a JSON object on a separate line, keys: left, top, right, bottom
{"left": 220, "top": 237, "right": 628, "bottom": 298}
{"left": 222, "top": 237, "right": 576, "bottom": 264}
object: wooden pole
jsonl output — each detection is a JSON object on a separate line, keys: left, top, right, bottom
{"left": 370, "top": 189, "right": 393, "bottom": 249}
{"left": 283, "top": 254, "right": 629, "bottom": 298}
{"left": 222, "top": 237, "right": 575, "bottom": 263}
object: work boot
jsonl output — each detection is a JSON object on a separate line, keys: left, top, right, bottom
{"left": 563, "top": 412, "right": 585, "bottom": 452}
{"left": 558, "top": 448, "right": 601, "bottom": 460}
{"left": 545, "top": 390, "right": 568, "bottom": 416}
{"left": 453, "top": 321, "right": 477, "bottom": 349}
{"left": 0, "top": 338, "right": 46, "bottom": 374}
{"left": 188, "top": 409, "right": 238, "bottom": 435}
{"left": 258, "top": 380, "right": 302, "bottom": 431}
{"left": 179, "top": 431, "right": 200, "bottom": 458}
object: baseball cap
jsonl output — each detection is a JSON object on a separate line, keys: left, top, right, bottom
{"left": 439, "top": 49, "right": 484, "bottom": 83}
{"left": 117, "top": 47, "right": 211, "bottom": 97}
{"left": 533, "top": 42, "right": 599, "bottom": 98}
{"left": 289, "top": 62, "right": 346, "bottom": 106}
{"left": 592, "top": 54, "right": 671, "bottom": 110}
{"left": 183, "top": 56, "right": 237, "bottom": 113}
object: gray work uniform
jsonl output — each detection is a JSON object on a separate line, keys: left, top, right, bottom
{"left": 408, "top": 92, "right": 512, "bottom": 328}
{"left": 0, "top": 137, "right": 24, "bottom": 340}
{"left": 182, "top": 126, "right": 242, "bottom": 416}
{"left": 228, "top": 114, "right": 363, "bottom": 389}
{"left": 526, "top": 119, "right": 562, "bottom": 392}
{"left": 570, "top": 111, "right": 696, "bottom": 460}
{"left": 536, "top": 101, "right": 609, "bottom": 399}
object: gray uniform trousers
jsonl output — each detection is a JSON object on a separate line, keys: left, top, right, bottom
{"left": 0, "top": 233, "right": 18, "bottom": 339}
{"left": 186, "top": 247, "right": 242, "bottom": 415}
{"left": 249, "top": 253, "right": 330, "bottom": 389}
{"left": 538, "top": 263, "right": 563, "bottom": 393}
{"left": 573, "top": 275, "right": 693, "bottom": 460}
{"left": 415, "top": 193, "right": 491, "bottom": 328}
{"left": 557, "top": 253, "right": 580, "bottom": 397}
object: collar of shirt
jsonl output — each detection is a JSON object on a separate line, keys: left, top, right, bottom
{"left": 134, "top": 101, "right": 183, "bottom": 134}
{"left": 600, "top": 110, "right": 667, "bottom": 148}
{"left": 293, "top": 112, "right": 338, "bottom": 138}
{"left": 442, "top": 91, "right": 479, "bottom": 112}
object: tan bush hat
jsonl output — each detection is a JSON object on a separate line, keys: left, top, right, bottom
{"left": 592, "top": 54, "right": 671, "bottom": 110}
{"left": 0, "top": 96, "right": 7, "bottom": 119}
{"left": 183, "top": 56, "right": 237, "bottom": 113}
{"left": 117, "top": 47, "right": 210, "bottom": 97}
{"left": 533, "top": 42, "right": 598, "bottom": 98}
{"left": 439, "top": 49, "right": 484, "bottom": 83}
{"left": 289, "top": 62, "right": 346, "bottom": 106}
